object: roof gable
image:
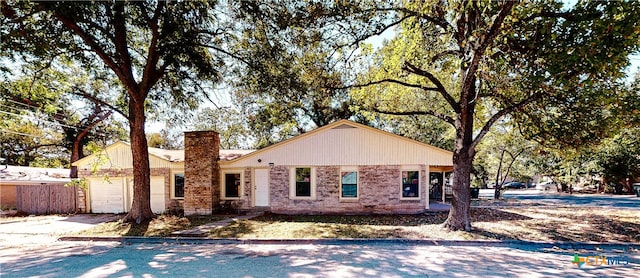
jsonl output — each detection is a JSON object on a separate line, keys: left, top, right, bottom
{"left": 73, "top": 141, "right": 255, "bottom": 169}
{"left": 72, "top": 141, "right": 184, "bottom": 169}
{"left": 222, "top": 120, "right": 453, "bottom": 167}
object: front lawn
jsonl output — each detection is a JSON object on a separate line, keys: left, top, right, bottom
{"left": 75, "top": 214, "right": 233, "bottom": 237}
{"left": 209, "top": 207, "right": 640, "bottom": 242}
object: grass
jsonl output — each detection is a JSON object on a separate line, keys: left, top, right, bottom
{"left": 209, "top": 207, "right": 640, "bottom": 242}
{"left": 59, "top": 197, "right": 640, "bottom": 242}
{"left": 75, "top": 214, "right": 233, "bottom": 237}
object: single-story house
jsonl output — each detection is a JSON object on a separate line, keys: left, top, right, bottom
{"left": 74, "top": 119, "right": 453, "bottom": 215}
{"left": 0, "top": 165, "right": 78, "bottom": 214}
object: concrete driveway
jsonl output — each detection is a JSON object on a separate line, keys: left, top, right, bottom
{"left": 0, "top": 214, "right": 120, "bottom": 246}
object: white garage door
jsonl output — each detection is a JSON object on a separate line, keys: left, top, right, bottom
{"left": 150, "top": 176, "right": 166, "bottom": 213}
{"left": 90, "top": 176, "right": 166, "bottom": 214}
{"left": 89, "top": 178, "right": 125, "bottom": 213}
{"left": 126, "top": 176, "right": 166, "bottom": 214}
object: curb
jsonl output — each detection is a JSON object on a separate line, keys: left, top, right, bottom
{"left": 57, "top": 236, "right": 640, "bottom": 250}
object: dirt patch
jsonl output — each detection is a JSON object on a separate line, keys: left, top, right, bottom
{"left": 74, "top": 214, "right": 235, "bottom": 237}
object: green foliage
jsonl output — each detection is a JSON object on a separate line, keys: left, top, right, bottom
{"left": 1, "top": 1, "right": 226, "bottom": 121}
{"left": 594, "top": 127, "right": 640, "bottom": 184}
{"left": 0, "top": 62, "right": 126, "bottom": 167}
{"left": 147, "top": 130, "right": 182, "bottom": 150}
{"left": 193, "top": 107, "right": 253, "bottom": 149}
{"left": 229, "top": 1, "right": 368, "bottom": 146}
{"left": 475, "top": 124, "right": 536, "bottom": 188}
{"left": 66, "top": 178, "right": 87, "bottom": 191}
{"left": 2, "top": 1, "right": 244, "bottom": 221}
{"left": 319, "top": 0, "right": 640, "bottom": 229}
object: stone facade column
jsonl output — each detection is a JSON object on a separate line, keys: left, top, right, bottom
{"left": 77, "top": 187, "right": 87, "bottom": 213}
{"left": 183, "top": 131, "right": 220, "bottom": 215}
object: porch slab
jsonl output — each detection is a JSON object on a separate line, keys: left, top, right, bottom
{"left": 427, "top": 203, "right": 451, "bottom": 212}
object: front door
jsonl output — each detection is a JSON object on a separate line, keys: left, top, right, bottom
{"left": 254, "top": 169, "right": 269, "bottom": 207}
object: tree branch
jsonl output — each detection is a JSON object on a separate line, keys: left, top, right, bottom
{"left": 47, "top": 5, "right": 126, "bottom": 90}
{"left": 111, "top": 2, "right": 139, "bottom": 100}
{"left": 341, "top": 14, "right": 413, "bottom": 49}
{"left": 139, "top": 1, "right": 165, "bottom": 96}
{"left": 331, "top": 78, "right": 439, "bottom": 92}
{"left": 69, "top": 86, "right": 127, "bottom": 119}
{"left": 470, "top": 92, "right": 543, "bottom": 152}
{"left": 432, "top": 50, "right": 463, "bottom": 63}
{"left": 374, "top": 7, "right": 454, "bottom": 32}
{"left": 402, "top": 62, "right": 459, "bottom": 112}
{"left": 523, "top": 10, "right": 602, "bottom": 22}
{"left": 372, "top": 106, "right": 455, "bottom": 126}
{"left": 77, "top": 110, "right": 113, "bottom": 142}
{"left": 461, "top": 2, "right": 515, "bottom": 98}
{"left": 200, "top": 44, "right": 250, "bottom": 66}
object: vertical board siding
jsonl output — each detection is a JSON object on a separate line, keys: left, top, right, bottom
{"left": 75, "top": 142, "right": 178, "bottom": 170}
{"left": 16, "top": 184, "right": 77, "bottom": 214}
{"left": 226, "top": 127, "right": 453, "bottom": 168}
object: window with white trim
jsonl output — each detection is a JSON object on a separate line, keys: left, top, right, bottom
{"left": 401, "top": 170, "right": 420, "bottom": 198}
{"left": 290, "top": 167, "right": 315, "bottom": 199}
{"left": 340, "top": 170, "right": 358, "bottom": 198}
{"left": 222, "top": 171, "right": 243, "bottom": 199}
{"left": 173, "top": 173, "right": 185, "bottom": 199}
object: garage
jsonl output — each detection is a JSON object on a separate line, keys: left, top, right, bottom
{"left": 89, "top": 178, "right": 125, "bottom": 213}
{"left": 88, "top": 176, "right": 166, "bottom": 214}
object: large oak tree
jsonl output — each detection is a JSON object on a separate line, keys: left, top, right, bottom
{"left": 2, "top": 1, "right": 231, "bottom": 223}
{"left": 286, "top": 0, "right": 640, "bottom": 230}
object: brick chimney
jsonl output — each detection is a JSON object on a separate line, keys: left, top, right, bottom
{"left": 183, "top": 131, "right": 220, "bottom": 215}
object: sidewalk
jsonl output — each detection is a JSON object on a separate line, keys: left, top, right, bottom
{"left": 170, "top": 212, "right": 264, "bottom": 237}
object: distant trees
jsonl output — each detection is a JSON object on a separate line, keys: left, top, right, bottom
{"left": 193, "top": 107, "right": 253, "bottom": 150}
{"left": 0, "top": 65, "right": 127, "bottom": 176}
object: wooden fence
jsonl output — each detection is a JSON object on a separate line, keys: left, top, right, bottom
{"left": 16, "top": 184, "right": 78, "bottom": 214}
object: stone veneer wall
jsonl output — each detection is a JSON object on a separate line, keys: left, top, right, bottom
{"left": 76, "top": 187, "right": 86, "bottom": 213}
{"left": 183, "top": 131, "right": 219, "bottom": 215}
{"left": 268, "top": 165, "right": 428, "bottom": 214}
{"left": 77, "top": 168, "right": 173, "bottom": 213}
{"left": 241, "top": 167, "right": 252, "bottom": 209}
{"left": 218, "top": 167, "right": 253, "bottom": 210}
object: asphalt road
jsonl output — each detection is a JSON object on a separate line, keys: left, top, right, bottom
{"left": 479, "top": 189, "right": 640, "bottom": 210}
{"left": 1, "top": 239, "right": 639, "bottom": 277}
{"left": 1, "top": 192, "right": 639, "bottom": 277}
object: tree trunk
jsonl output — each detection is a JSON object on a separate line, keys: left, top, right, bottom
{"left": 443, "top": 104, "right": 475, "bottom": 231}
{"left": 494, "top": 149, "right": 506, "bottom": 199}
{"left": 70, "top": 140, "right": 81, "bottom": 178}
{"left": 443, "top": 149, "right": 474, "bottom": 231}
{"left": 69, "top": 110, "right": 112, "bottom": 179}
{"left": 123, "top": 100, "right": 154, "bottom": 223}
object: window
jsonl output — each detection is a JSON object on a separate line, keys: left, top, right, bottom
{"left": 224, "top": 173, "right": 241, "bottom": 198}
{"left": 174, "top": 174, "right": 185, "bottom": 198}
{"left": 289, "top": 167, "right": 315, "bottom": 199}
{"left": 341, "top": 171, "right": 358, "bottom": 198}
{"left": 402, "top": 170, "right": 420, "bottom": 198}
{"left": 295, "top": 168, "right": 311, "bottom": 197}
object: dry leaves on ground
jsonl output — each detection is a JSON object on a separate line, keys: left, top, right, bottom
{"left": 210, "top": 207, "right": 640, "bottom": 242}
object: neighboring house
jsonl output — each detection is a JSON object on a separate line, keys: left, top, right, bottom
{"left": 74, "top": 120, "right": 453, "bottom": 215}
{"left": 0, "top": 165, "right": 78, "bottom": 214}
